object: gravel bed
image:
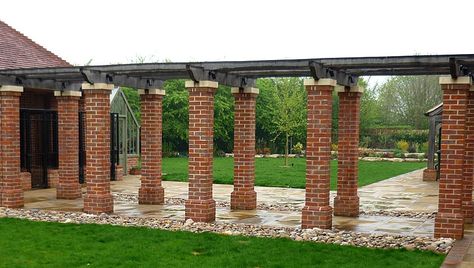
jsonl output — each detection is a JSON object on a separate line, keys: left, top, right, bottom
{"left": 0, "top": 207, "right": 452, "bottom": 253}
{"left": 112, "top": 193, "right": 436, "bottom": 219}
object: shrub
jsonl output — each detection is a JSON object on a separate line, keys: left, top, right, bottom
{"left": 263, "top": 147, "right": 271, "bottom": 155}
{"left": 331, "top": 143, "right": 338, "bottom": 152}
{"left": 292, "top": 142, "right": 304, "bottom": 155}
{"left": 360, "top": 136, "right": 372, "bottom": 148}
{"left": 396, "top": 140, "right": 409, "bottom": 153}
{"left": 362, "top": 128, "right": 429, "bottom": 149}
{"left": 393, "top": 149, "right": 405, "bottom": 158}
{"left": 418, "top": 142, "right": 429, "bottom": 154}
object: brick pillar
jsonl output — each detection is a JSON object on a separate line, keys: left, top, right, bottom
{"left": 334, "top": 87, "right": 362, "bottom": 217}
{"left": 301, "top": 78, "right": 335, "bottom": 229}
{"left": 462, "top": 90, "right": 474, "bottom": 223}
{"left": 231, "top": 87, "right": 259, "bottom": 210}
{"left": 138, "top": 88, "right": 165, "bottom": 204}
{"left": 0, "top": 85, "right": 23, "bottom": 208}
{"left": 185, "top": 80, "right": 218, "bottom": 222}
{"left": 434, "top": 76, "right": 471, "bottom": 239}
{"left": 55, "top": 91, "right": 82, "bottom": 199}
{"left": 82, "top": 83, "right": 114, "bottom": 214}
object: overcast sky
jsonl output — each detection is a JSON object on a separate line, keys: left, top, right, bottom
{"left": 2, "top": 0, "right": 474, "bottom": 86}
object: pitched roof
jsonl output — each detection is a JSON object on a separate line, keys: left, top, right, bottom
{"left": 0, "top": 20, "right": 71, "bottom": 69}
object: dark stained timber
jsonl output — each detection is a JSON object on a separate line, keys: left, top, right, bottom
{"left": 1, "top": 54, "right": 474, "bottom": 90}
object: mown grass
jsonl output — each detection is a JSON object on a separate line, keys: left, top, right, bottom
{"left": 163, "top": 157, "right": 425, "bottom": 189}
{"left": 0, "top": 218, "right": 444, "bottom": 268}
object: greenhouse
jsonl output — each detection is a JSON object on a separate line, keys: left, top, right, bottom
{"left": 109, "top": 87, "right": 140, "bottom": 179}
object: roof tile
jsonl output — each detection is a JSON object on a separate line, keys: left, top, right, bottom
{"left": 0, "top": 20, "right": 71, "bottom": 69}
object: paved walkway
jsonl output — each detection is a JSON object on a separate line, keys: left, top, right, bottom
{"left": 23, "top": 169, "right": 449, "bottom": 237}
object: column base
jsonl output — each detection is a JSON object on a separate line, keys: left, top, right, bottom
{"left": 423, "top": 168, "right": 437, "bottom": 181}
{"left": 185, "top": 199, "right": 216, "bottom": 222}
{"left": 301, "top": 205, "right": 332, "bottom": 229}
{"left": 462, "top": 201, "right": 474, "bottom": 224}
{"left": 434, "top": 212, "right": 464, "bottom": 239}
{"left": 57, "top": 183, "right": 82, "bottom": 200}
{"left": 83, "top": 193, "right": 114, "bottom": 214}
{"left": 0, "top": 189, "right": 24, "bottom": 208}
{"left": 139, "top": 186, "right": 164, "bottom": 205}
{"left": 333, "top": 196, "right": 359, "bottom": 217}
{"left": 231, "top": 190, "right": 257, "bottom": 210}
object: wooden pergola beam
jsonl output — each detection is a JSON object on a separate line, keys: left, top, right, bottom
{"left": 2, "top": 54, "right": 474, "bottom": 90}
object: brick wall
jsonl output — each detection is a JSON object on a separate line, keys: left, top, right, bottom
{"left": 462, "top": 91, "right": 474, "bottom": 223}
{"left": 334, "top": 90, "right": 361, "bottom": 217}
{"left": 20, "top": 89, "right": 56, "bottom": 109}
{"left": 231, "top": 90, "right": 258, "bottom": 210}
{"left": 185, "top": 82, "right": 217, "bottom": 222}
{"left": 56, "top": 94, "right": 81, "bottom": 199}
{"left": 301, "top": 80, "right": 334, "bottom": 229}
{"left": 138, "top": 92, "right": 164, "bottom": 204}
{"left": 20, "top": 172, "right": 31, "bottom": 190}
{"left": 127, "top": 155, "right": 139, "bottom": 172}
{"left": 83, "top": 85, "right": 114, "bottom": 214}
{"left": 435, "top": 80, "right": 469, "bottom": 239}
{"left": 0, "top": 90, "right": 23, "bottom": 208}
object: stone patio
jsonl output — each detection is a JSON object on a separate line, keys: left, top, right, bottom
{"left": 21, "top": 168, "right": 471, "bottom": 238}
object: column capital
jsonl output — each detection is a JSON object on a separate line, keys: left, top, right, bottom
{"left": 231, "top": 87, "right": 259, "bottom": 95}
{"left": 439, "top": 76, "right": 472, "bottom": 85}
{"left": 185, "top": 80, "right": 218, "bottom": 89}
{"left": 54, "top": 90, "right": 82, "bottom": 97}
{"left": 0, "top": 85, "right": 23, "bottom": 93}
{"left": 304, "top": 78, "right": 337, "bottom": 87}
{"left": 138, "top": 88, "right": 166, "bottom": 95}
{"left": 335, "top": 85, "right": 364, "bottom": 93}
{"left": 81, "top": 83, "right": 114, "bottom": 91}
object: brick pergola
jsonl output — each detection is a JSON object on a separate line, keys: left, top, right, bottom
{"left": 1, "top": 54, "right": 474, "bottom": 239}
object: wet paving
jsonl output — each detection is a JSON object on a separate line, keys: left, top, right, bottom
{"left": 22, "top": 169, "right": 456, "bottom": 237}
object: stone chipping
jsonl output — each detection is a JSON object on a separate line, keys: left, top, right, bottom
{"left": 0, "top": 207, "right": 452, "bottom": 254}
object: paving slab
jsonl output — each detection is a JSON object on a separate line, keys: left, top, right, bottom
{"left": 21, "top": 169, "right": 443, "bottom": 237}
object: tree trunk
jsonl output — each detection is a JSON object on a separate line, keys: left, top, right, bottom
{"left": 285, "top": 133, "right": 289, "bottom": 167}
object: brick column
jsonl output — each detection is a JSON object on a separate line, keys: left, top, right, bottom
{"left": 334, "top": 87, "right": 362, "bottom": 217}
{"left": 82, "top": 83, "right": 114, "bottom": 214}
{"left": 231, "top": 87, "right": 258, "bottom": 210}
{"left": 302, "top": 78, "right": 335, "bottom": 229}
{"left": 0, "top": 85, "right": 23, "bottom": 208}
{"left": 185, "top": 80, "right": 218, "bottom": 222}
{"left": 462, "top": 90, "right": 474, "bottom": 223}
{"left": 55, "top": 91, "right": 82, "bottom": 199}
{"left": 435, "top": 76, "right": 471, "bottom": 239}
{"left": 138, "top": 88, "right": 165, "bottom": 204}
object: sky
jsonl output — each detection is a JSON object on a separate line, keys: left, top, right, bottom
{"left": 2, "top": 0, "right": 474, "bottom": 86}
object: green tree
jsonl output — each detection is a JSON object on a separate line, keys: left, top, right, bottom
{"left": 377, "top": 76, "right": 441, "bottom": 129}
{"left": 121, "top": 87, "right": 141, "bottom": 122}
{"left": 259, "top": 78, "right": 306, "bottom": 166}
{"left": 358, "top": 78, "right": 381, "bottom": 135}
{"left": 162, "top": 80, "right": 189, "bottom": 153}
{"left": 213, "top": 85, "right": 234, "bottom": 154}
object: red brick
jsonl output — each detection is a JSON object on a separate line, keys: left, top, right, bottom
{"left": 334, "top": 90, "right": 361, "bottom": 217}
{"left": 422, "top": 168, "right": 437, "bottom": 181}
{"left": 435, "top": 82, "right": 469, "bottom": 239}
{"left": 462, "top": 91, "right": 474, "bottom": 223}
{"left": 301, "top": 83, "right": 334, "bottom": 229}
{"left": 185, "top": 84, "right": 217, "bottom": 222}
{"left": 231, "top": 91, "right": 257, "bottom": 210}
{"left": 56, "top": 95, "right": 82, "bottom": 199}
{"left": 0, "top": 91, "right": 23, "bottom": 208}
{"left": 138, "top": 93, "right": 164, "bottom": 204}
{"left": 82, "top": 88, "right": 114, "bottom": 214}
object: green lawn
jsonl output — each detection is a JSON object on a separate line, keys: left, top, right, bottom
{"left": 163, "top": 157, "right": 425, "bottom": 189}
{"left": 0, "top": 218, "right": 443, "bottom": 268}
